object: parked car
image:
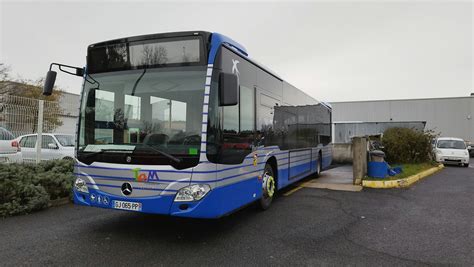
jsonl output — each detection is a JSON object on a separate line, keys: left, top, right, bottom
{"left": 17, "top": 133, "right": 75, "bottom": 163}
{"left": 0, "top": 127, "right": 22, "bottom": 163}
{"left": 465, "top": 141, "right": 474, "bottom": 157}
{"left": 433, "top": 137, "right": 470, "bottom": 167}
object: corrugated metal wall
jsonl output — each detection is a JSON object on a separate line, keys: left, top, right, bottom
{"left": 333, "top": 122, "right": 426, "bottom": 144}
{"left": 331, "top": 96, "right": 474, "bottom": 142}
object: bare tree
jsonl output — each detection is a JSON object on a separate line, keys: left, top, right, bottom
{"left": 0, "top": 63, "right": 9, "bottom": 82}
{"left": 107, "top": 44, "right": 128, "bottom": 67}
{"left": 141, "top": 45, "right": 168, "bottom": 65}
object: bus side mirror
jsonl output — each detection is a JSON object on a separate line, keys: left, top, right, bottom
{"left": 219, "top": 72, "right": 239, "bottom": 106}
{"left": 43, "top": 70, "right": 57, "bottom": 96}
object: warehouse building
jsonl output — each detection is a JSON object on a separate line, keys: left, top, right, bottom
{"left": 331, "top": 95, "right": 474, "bottom": 143}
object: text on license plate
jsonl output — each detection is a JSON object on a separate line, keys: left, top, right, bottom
{"left": 113, "top": 200, "right": 142, "bottom": 211}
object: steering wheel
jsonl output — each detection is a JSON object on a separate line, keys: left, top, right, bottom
{"left": 183, "top": 135, "right": 201, "bottom": 145}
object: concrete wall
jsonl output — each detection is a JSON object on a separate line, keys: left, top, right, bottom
{"left": 333, "top": 143, "right": 352, "bottom": 163}
{"left": 332, "top": 96, "right": 474, "bottom": 142}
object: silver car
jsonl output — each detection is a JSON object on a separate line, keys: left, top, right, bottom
{"left": 17, "top": 133, "right": 75, "bottom": 163}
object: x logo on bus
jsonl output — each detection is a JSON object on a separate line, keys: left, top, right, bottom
{"left": 121, "top": 183, "right": 133, "bottom": 196}
{"left": 232, "top": 59, "right": 240, "bottom": 77}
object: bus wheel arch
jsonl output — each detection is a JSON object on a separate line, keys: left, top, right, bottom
{"left": 266, "top": 156, "right": 278, "bottom": 189}
{"left": 258, "top": 157, "right": 278, "bottom": 210}
{"left": 316, "top": 150, "right": 322, "bottom": 177}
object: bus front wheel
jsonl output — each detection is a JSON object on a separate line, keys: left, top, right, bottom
{"left": 259, "top": 163, "right": 276, "bottom": 210}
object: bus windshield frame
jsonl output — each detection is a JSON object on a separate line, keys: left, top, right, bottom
{"left": 77, "top": 65, "right": 207, "bottom": 168}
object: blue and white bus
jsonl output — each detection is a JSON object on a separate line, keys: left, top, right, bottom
{"left": 43, "top": 31, "right": 332, "bottom": 218}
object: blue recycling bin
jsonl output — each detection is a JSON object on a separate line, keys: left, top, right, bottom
{"left": 368, "top": 161, "right": 389, "bottom": 178}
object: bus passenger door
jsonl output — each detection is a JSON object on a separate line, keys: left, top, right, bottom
{"left": 255, "top": 88, "right": 289, "bottom": 184}
{"left": 256, "top": 90, "right": 281, "bottom": 133}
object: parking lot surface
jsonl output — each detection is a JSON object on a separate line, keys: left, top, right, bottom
{"left": 0, "top": 159, "right": 472, "bottom": 266}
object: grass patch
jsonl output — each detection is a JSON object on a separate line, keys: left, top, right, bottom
{"left": 365, "top": 162, "right": 438, "bottom": 181}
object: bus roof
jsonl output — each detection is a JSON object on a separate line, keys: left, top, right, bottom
{"left": 88, "top": 31, "right": 320, "bottom": 104}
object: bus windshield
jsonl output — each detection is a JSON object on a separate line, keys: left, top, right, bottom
{"left": 78, "top": 66, "right": 206, "bottom": 167}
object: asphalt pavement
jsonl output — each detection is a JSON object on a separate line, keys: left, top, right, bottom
{"left": 0, "top": 159, "right": 472, "bottom": 266}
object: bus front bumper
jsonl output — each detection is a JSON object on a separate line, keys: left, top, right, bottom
{"left": 73, "top": 187, "right": 224, "bottom": 218}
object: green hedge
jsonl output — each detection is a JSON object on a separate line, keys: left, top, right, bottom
{"left": 0, "top": 160, "right": 74, "bottom": 217}
{"left": 382, "top": 127, "right": 435, "bottom": 163}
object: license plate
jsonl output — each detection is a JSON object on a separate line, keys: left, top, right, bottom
{"left": 113, "top": 200, "right": 142, "bottom": 211}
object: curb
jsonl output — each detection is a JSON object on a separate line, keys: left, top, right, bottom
{"left": 362, "top": 164, "right": 444, "bottom": 189}
{"left": 299, "top": 181, "right": 363, "bottom": 192}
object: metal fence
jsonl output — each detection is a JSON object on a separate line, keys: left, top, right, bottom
{"left": 0, "top": 94, "right": 65, "bottom": 138}
{"left": 0, "top": 94, "right": 80, "bottom": 163}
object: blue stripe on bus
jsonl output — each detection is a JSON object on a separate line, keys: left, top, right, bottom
{"left": 77, "top": 172, "right": 191, "bottom": 184}
{"left": 73, "top": 148, "right": 316, "bottom": 173}
{"left": 87, "top": 182, "right": 178, "bottom": 192}
{"left": 73, "top": 150, "right": 295, "bottom": 174}
{"left": 79, "top": 166, "right": 262, "bottom": 185}
{"left": 76, "top": 157, "right": 315, "bottom": 185}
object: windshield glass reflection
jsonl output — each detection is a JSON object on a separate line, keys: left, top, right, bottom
{"left": 78, "top": 66, "right": 206, "bottom": 164}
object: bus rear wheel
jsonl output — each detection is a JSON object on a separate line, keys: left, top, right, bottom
{"left": 315, "top": 154, "right": 322, "bottom": 177}
{"left": 259, "top": 163, "right": 276, "bottom": 210}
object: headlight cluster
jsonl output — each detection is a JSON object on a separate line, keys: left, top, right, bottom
{"left": 74, "top": 178, "right": 89, "bottom": 193}
{"left": 175, "top": 184, "right": 211, "bottom": 202}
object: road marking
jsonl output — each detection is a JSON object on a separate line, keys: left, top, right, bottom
{"left": 283, "top": 186, "right": 303, "bottom": 196}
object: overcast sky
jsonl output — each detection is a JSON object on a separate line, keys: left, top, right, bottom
{"left": 1, "top": 0, "right": 472, "bottom": 102}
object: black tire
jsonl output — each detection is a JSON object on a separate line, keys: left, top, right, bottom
{"left": 258, "top": 163, "right": 276, "bottom": 210}
{"left": 463, "top": 163, "right": 469, "bottom": 168}
{"left": 315, "top": 154, "right": 322, "bottom": 178}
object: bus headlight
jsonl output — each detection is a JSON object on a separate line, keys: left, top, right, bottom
{"left": 175, "top": 184, "right": 211, "bottom": 202}
{"left": 74, "top": 178, "right": 89, "bottom": 193}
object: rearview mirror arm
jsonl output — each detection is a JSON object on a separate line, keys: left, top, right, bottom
{"left": 49, "top": 63, "right": 84, "bottom": 77}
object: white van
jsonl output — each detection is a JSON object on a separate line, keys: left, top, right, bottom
{"left": 17, "top": 133, "right": 75, "bottom": 163}
{"left": 434, "top": 137, "right": 470, "bottom": 167}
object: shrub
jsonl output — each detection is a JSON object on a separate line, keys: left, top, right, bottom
{"left": 382, "top": 127, "right": 435, "bottom": 163}
{"left": 0, "top": 164, "right": 50, "bottom": 217}
{"left": 34, "top": 160, "right": 75, "bottom": 199}
{"left": 0, "top": 160, "right": 74, "bottom": 217}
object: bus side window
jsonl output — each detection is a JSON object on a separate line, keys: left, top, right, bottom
{"left": 220, "top": 86, "right": 255, "bottom": 164}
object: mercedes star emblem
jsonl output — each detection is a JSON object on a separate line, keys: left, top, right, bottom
{"left": 121, "top": 183, "right": 133, "bottom": 196}
{"left": 126, "top": 156, "right": 132, "bottom": 163}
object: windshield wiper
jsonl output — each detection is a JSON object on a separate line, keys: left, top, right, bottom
{"left": 139, "top": 144, "right": 181, "bottom": 164}
{"left": 81, "top": 148, "right": 134, "bottom": 158}
{"left": 130, "top": 68, "right": 147, "bottom": 96}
